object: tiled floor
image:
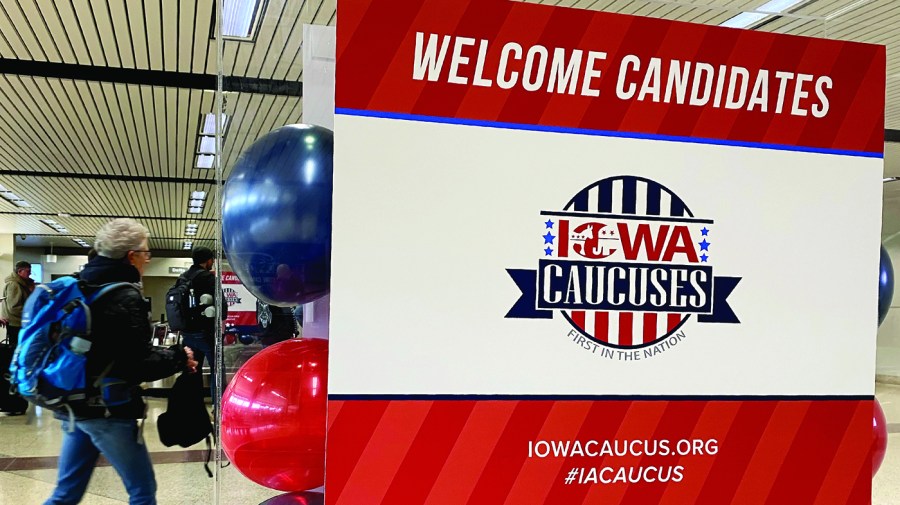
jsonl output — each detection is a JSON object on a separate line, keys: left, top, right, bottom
{"left": 0, "top": 398, "right": 284, "bottom": 505}
{"left": 2, "top": 386, "right": 899, "bottom": 504}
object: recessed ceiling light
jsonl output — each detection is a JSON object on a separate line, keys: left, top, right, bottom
{"left": 222, "top": 0, "right": 264, "bottom": 39}
{"left": 196, "top": 155, "right": 215, "bottom": 169}
{"left": 40, "top": 220, "right": 67, "bottom": 234}
{"left": 719, "top": 0, "right": 806, "bottom": 29}
{"left": 201, "top": 113, "right": 229, "bottom": 135}
{"left": 191, "top": 191, "right": 207, "bottom": 200}
{"left": 198, "top": 137, "right": 216, "bottom": 154}
{"left": 188, "top": 207, "right": 203, "bottom": 214}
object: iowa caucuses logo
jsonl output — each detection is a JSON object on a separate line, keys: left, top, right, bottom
{"left": 506, "top": 176, "right": 741, "bottom": 361}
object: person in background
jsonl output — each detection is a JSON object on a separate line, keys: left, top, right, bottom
{"left": 44, "top": 218, "right": 198, "bottom": 505}
{"left": 0, "top": 260, "right": 36, "bottom": 348}
{"left": 178, "top": 246, "right": 228, "bottom": 406}
{"left": 71, "top": 249, "right": 99, "bottom": 280}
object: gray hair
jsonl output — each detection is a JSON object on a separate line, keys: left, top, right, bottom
{"left": 94, "top": 218, "right": 150, "bottom": 259}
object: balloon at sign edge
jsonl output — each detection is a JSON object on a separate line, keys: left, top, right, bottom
{"left": 220, "top": 339, "right": 328, "bottom": 492}
{"left": 222, "top": 124, "right": 333, "bottom": 307}
{"left": 879, "top": 244, "right": 894, "bottom": 326}
{"left": 873, "top": 398, "right": 888, "bottom": 477}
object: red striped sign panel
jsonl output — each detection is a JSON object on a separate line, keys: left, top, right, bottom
{"left": 326, "top": 398, "right": 874, "bottom": 505}
{"left": 337, "top": 0, "right": 884, "bottom": 155}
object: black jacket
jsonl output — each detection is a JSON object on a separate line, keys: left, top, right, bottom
{"left": 71, "top": 255, "right": 188, "bottom": 419}
{"left": 180, "top": 265, "right": 228, "bottom": 335}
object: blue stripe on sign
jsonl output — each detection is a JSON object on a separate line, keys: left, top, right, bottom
{"left": 570, "top": 188, "right": 589, "bottom": 212}
{"left": 335, "top": 108, "right": 884, "bottom": 159}
{"left": 621, "top": 177, "right": 637, "bottom": 215}
{"left": 669, "top": 192, "right": 685, "bottom": 217}
{"left": 646, "top": 182, "right": 661, "bottom": 216}
{"left": 598, "top": 179, "right": 613, "bottom": 213}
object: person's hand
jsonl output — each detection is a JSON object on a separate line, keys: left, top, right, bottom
{"left": 0, "top": 318, "right": 8, "bottom": 328}
{"left": 184, "top": 346, "right": 198, "bottom": 373}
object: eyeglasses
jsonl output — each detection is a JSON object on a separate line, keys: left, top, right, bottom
{"left": 131, "top": 250, "right": 152, "bottom": 259}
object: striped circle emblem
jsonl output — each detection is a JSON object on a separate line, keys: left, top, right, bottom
{"left": 561, "top": 176, "right": 693, "bottom": 349}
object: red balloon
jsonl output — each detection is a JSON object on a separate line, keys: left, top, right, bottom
{"left": 224, "top": 332, "right": 237, "bottom": 346}
{"left": 874, "top": 399, "right": 888, "bottom": 476}
{"left": 221, "top": 339, "right": 328, "bottom": 491}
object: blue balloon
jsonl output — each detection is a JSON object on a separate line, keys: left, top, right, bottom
{"left": 238, "top": 334, "right": 255, "bottom": 346}
{"left": 879, "top": 245, "right": 894, "bottom": 326}
{"left": 223, "top": 124, "right": 333, "bottom": 306}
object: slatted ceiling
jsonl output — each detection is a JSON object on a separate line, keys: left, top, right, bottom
{"left": 7, "top": 2, "right": 44, "bottom": 60}
{"left": 0, "top": 23, "right": 13, "bottom": 58}
{"left": 176, "top": 89, "right": 190, "bottom": 179}
{"left": 19, "top": 2, "right": 56, "bottom": 61}
{"left": 73, "top": 0, "right": 104, "bottom": 65}
{"left": 0, "top": 78, "right": 73, "bottom": 174}
{"left": 160, "top": 2, "right": 176, "bottom": 72}
{"left": 241, "top": 0, "right": 292, "bottom": 78}
{"left": 108, "top": 1, "right": 133, "bottom": 68}
{"left": 117, "top": 84, "right": 144, "bottom": 176}
{"left": 312, "top": 0, "right": 337, "bottom": 26}
{"left": 194, "top": 1, "right": 215, "bottom": 74}
{"left": 80, "top": 80, "right": 121, "bottom": 173}
{"left": 0, "top": 2, "right": 33, "bottom": 60}
{"left": 0, "top": 216, "right": 57, "bottom": 235}
{"left": 93, "top": 2, "right": 118, "bottom": 67}
{"left": 249, "top": 0, "right": 337, "bottom": 81}
{"left": 103, "top": 81, "right": 136, "bottom": 172}
{"left": 143, "top": 0, "right": 162, "bottom": 69}
{"left": 81, "top": 81, "right": 119, "bottom": 173}
{"left": 0, "top": 177, "right": 215, "bottom": 222}
{"left": 178, "top": 2, "right": 196, "bottom": 73}
{"left": 224, "top": 93, "right": 267, "bottom": 167}
{"left": 5, "top": 219, "right": 218, "bottom": 247}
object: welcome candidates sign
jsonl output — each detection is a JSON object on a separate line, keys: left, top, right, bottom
{"left": 327, "top": 1, "right": 885, "bottom": 503}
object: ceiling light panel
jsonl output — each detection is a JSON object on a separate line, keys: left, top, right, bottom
{"left": 719, "top": 0, "right": 806, "bottom": 29}
{"left": 222, "top": 0, "right": 264, "bottom": 39}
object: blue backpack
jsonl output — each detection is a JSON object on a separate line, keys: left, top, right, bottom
{"left": 8, "top": 276, "right": 139, "bottom": 419}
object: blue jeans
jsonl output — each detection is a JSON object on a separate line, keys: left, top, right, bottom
{"left": 181, "top": 331, "right": 216, "bottom": 406}
{"left": 45, "top": 418, "right": 156, "bottom": 505}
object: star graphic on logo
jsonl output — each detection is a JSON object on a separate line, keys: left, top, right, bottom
{"left": 699, "top": 239, "right": 710, "bottom": 251}
{"left": 545, "top": 219, "right": 554, "bottom": 229}
{"left": 700, "top": 253, "right": 708, "bottom": 263}
{"left": 543, "top": 232, "right": 555, "bottom": 244}
{"left": 544, "top": 247, "right": 553, "bottom": 256}
{"left": 701, "top": 227, "right": 709, "bottom": 236}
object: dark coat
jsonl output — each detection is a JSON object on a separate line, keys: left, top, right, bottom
{"left": 180, "top": 265, "right": 228, "bottom": 336}
{"left": 2, "top": 272, "right": 35, "bottom": 326}
{"left": 72, "top": 255, "right": 188, "bottom": 419}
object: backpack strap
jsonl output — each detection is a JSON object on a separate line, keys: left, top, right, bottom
{"left": 181, "top": 268, "right": 204, "bottom": 288}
